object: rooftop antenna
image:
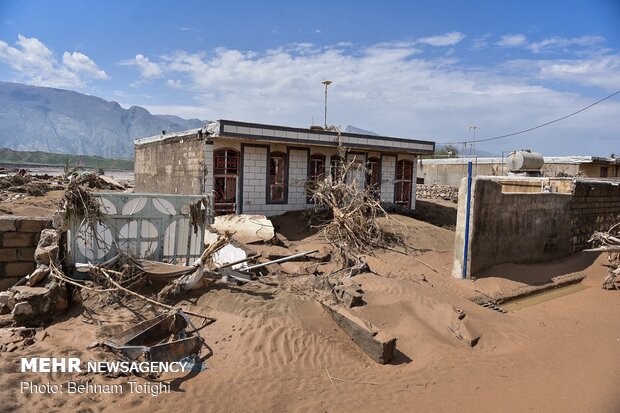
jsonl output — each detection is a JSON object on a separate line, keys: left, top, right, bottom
{"left": 322, "top": 80, "right": 332, "bottom": 128}
{"left": 469, "top": 125, "right": 480, "bottom": 156}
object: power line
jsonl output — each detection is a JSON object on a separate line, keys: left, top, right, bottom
{"left": 439, "top": 89, "right": 620, "bottom": 145}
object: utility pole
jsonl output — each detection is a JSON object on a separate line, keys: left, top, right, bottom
{"left": 469, "top": 125, "right": 479, "bottom": 156}
{"left": 322, "top": 80, "right": 332, "bottom": 128}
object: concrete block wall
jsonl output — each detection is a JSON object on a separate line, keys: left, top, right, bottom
{"left": 570, "top": 181, "right": 620, "bottom": 252}
{"left": 203, "top": 142, "right": 214, "bottom": 196}
{"left": 134, "top": 134, "right": 206, "bottom": 195}
{"left": 0, "top": 216, "right": 52, "bottom": 290}
{"left": 453, "top": 177, "right": 620, "bottom": 277}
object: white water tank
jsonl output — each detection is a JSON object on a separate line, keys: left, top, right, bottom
{"left": 506, "top": 150, "right": 544, "bottom": 172}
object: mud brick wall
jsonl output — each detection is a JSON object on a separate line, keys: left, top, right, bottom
{"left": 570, "top": 181, "right": 620, "bottom": 253}
{"left": 0, "top": 216, "right": 52, "bottom": 290}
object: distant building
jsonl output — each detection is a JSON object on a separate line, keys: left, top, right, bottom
{"left": 134, "top": 120, "right": 435, "bottom": 216}
{"left": 417, "top": 156, "right": 620, "bottom": 186}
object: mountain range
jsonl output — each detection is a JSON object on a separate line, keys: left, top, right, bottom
{"left": 0, "top": 81, "right": 204, "bottom": 159}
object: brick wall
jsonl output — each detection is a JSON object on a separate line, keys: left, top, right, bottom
{"left": 0, "top": 216, "right": 52, "bottom": 290}
{"left": 570, "top": 181, "right": 620, "bottom": 252}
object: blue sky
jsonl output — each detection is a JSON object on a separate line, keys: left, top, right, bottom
{"left": 1, "top": 0, "right": 619, "bottom": 155}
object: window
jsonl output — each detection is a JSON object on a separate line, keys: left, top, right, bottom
{"left": 366, "top": 157, "right": 381, "bottom": 199}
{"left": 395, "top": 159, "right": 413, "bottom": 207}
{"left": 307, "top": 154, "right": 326, "bottom": 201}
{"left": 366, "top": 157, "right": 381, "bottom": 187}
{"left": 268, "top": 152, "right": 287, "bottom": 203}
{"left": 309, "top": 154, "right": 326, "bottom": 179}
{"left": 330, "top": 155, "right": 344, "bottom": 182}
{"left": 213, "top": 149, "right": 239, "bottom": 215}
{"left": 601, "top": 166, "right": 608, "bottom": 178}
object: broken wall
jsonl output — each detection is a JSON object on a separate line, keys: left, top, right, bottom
{"left": 134, "top": 133, "right": 206, "bottom": 195}
{"left": 0, "top": 216, "right": 52, "bottom": 289}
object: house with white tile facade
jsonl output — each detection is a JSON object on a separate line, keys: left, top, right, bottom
{"left": 134, "top": 120, "right": 435, "bottom": 216}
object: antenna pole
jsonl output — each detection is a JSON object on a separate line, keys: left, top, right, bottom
{"left": 322, "top": 80, "right": 332, "bottom": 128}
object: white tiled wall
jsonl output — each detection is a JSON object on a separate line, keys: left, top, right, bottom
{"left": 381, "top": 155, "right": 396, "bottom": 203}
{"left": 241, "top": 146, "right": 310, "bottom": 216}
{"left": 288, "top": 149, "right": 309, "bottom": 208}
{"left": 242, "top": 146, "right": 268, "bottom": 214}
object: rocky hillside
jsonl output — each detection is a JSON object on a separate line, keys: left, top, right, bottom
{"left": 0, "top": 82, "right": 204, "bottom": 159}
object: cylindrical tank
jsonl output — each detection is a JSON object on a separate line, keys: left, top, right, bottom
{"left": 506, "top": 150, "right": 544, "bottom": 172}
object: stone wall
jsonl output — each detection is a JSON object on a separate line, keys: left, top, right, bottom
{"left": 416, "top": 184, "right": 459, "bottom": 202}
{"left": 0, "top": 216, "right": 52, "bottom": 289}
{"left": 134, "top": 133, "right": 206, "bottom": 195}
{"left": 570, "top": 181, "right": 620, "bottom": 252}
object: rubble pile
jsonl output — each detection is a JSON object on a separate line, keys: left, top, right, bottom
{"left": 0, "top": 169, "right": 130, "bottom": 207}
{"left": 0, "top": 227, "right": 68, "bottom": 327}
{"left": 416, "top": 184, "right": 459, "bottom": 202}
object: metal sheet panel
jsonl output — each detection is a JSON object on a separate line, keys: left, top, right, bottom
{"left": 68, "top": 193, "right": 214, "bottom": 266}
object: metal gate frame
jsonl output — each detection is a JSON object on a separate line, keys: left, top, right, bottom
{"left": 67, "top": 193, "right": 214, "bottom": 267}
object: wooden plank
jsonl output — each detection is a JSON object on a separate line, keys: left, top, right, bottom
{"left": 323, "top": 304, "right": 396, "bottom": 364}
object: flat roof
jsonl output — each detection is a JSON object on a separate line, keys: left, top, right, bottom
{"left": 135, "top": 119, "right": 435, "bottom": 154}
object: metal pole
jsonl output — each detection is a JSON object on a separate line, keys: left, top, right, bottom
{"left": 242, "top": 250, "right": 319, "bottom": 271}
{"left": 462, "top": 161, "right": 473, "bottom": 279}
{"left": 322, "top": 80, "right": 332, "bottom": 128}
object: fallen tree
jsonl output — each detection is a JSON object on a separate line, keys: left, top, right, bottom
{"left": 306, "top": 133, "right": 405, "bottom": 267}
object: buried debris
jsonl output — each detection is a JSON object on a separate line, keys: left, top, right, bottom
{"left": 102, "top": 310, "right": 204, "bottom": 363}
{"left": 208, "top": 214, "right": 275, "bottom": 244}
{"left": 322, "top": 303, "right": 396, "bottom": 364}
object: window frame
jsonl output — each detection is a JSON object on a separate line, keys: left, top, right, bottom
{"left": 395, "top": 159, "right": 413, "bottom": 208}
{"left": 213, "top": 148, "right": 239, "bottom": 215}
{"left": 267, "top": 151, "right": 288, "bottom": 204}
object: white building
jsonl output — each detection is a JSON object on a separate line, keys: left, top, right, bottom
{"left": 134, "top": 120, "right": 435, "bottom": 216}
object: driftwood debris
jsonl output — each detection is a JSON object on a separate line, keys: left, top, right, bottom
{"left": 589, "top": 223, "right": 620, "bottom": 290}
{"left": 306, "top": 134, "right": 405, "bottom": 266}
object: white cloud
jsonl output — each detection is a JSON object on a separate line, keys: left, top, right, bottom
{"left": 126, "top": 39, "right": 620, "bottom": 156}
{"left": 0, "top": 34, "right": 107, "bottom": 87}
{"left": 504, "top": 53, "right": 620, "bottom": 91}
{"left": 528, "top": 35, "right": 604, "bottom": 53}
{"left": 497, "top": 34, "right": 527, "bottom": 47}
{"left": 471, "top": 34, "right": 491, "bottom": 50}
{"left": 120, "top": 53, "right": 162, "bottom": 79}
{"left": 167, "top": 79, "right": 183, "bottom": 88}
{"left": 418, "top": 32, "right": 465, "bottom": 47}
{"left": 62, "top": 51, "right": 108, "bottom": 80}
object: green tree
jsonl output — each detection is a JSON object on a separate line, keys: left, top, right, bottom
{"left": 435, "top": 144, "right": 459, "bottom": 157}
